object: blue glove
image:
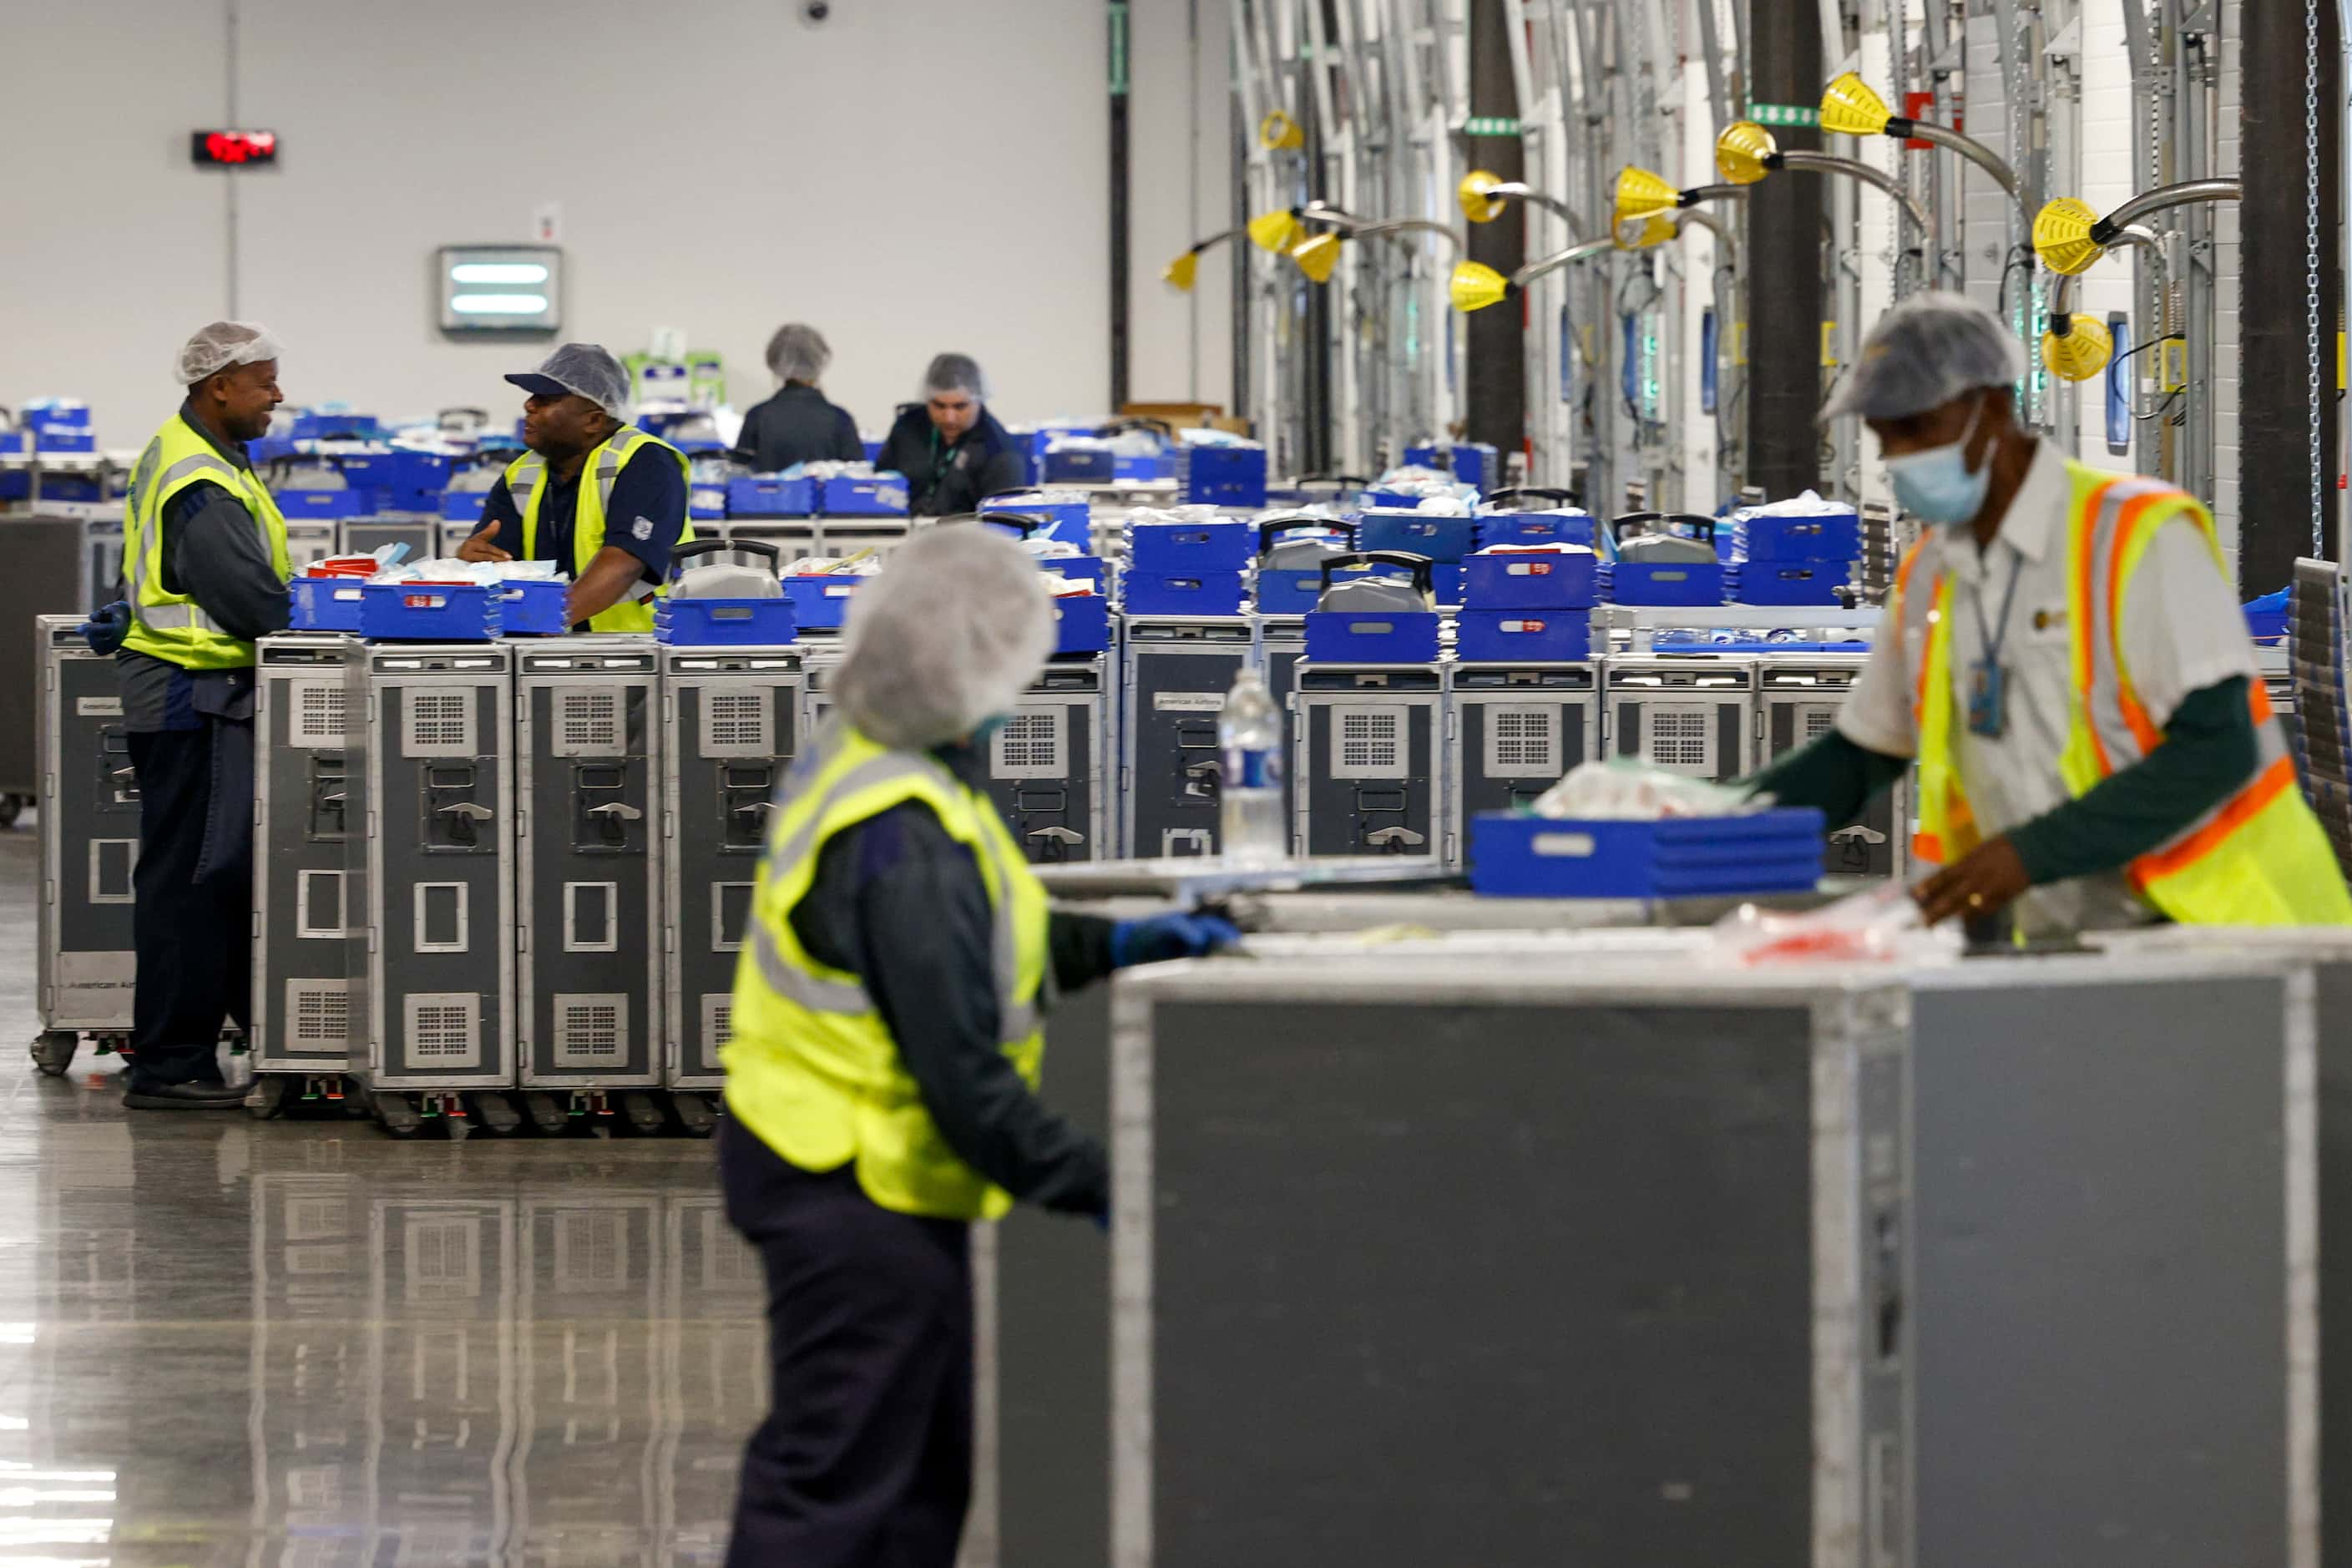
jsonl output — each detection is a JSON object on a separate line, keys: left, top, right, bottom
{"left": 1110, "top": 911, "right": 1242, "bottom": 969}
{"left": 79, "top": 601, "right": 130, "bottom": 655}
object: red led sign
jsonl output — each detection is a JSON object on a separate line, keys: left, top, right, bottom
{"left": 192, "top": 130, "right": 278, "bottom": 167}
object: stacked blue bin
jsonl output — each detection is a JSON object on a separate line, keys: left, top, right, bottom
{"left": 1404, "top": 442, "right": 1500, "bottom": 496}
{"left": 1469, "top": 807, "right": 1828, "bottom": 897}
{"left": 1127, "top": 515, "right": 1252, "bottom": 615}
{"left": 1601, "top": 513, "right": 1726, "bottom": 607}
{"left": 1176, "top": 438, "right": 1267, "bottom": 508}
{"left": 1458, "top": 544, "right": 1598, "bottom": 663}
{"left": 1475, "top": 490, "right": 1596, "bottom": 550}
{"left": 1304, "top": 552, "right": 1442, "bottom": 663}
{"left": 1358, "top": 508, "right": 1472, "bottom": 606}
{"left": 1251, "top": 517, "right": 1359, "bottom": 615}
{"left": 1727, "top": 502, "right": 1860, "bottom": 607}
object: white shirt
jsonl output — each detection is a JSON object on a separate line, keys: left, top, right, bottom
{"left": 1839, "top": 440, "right": 2259, "bottom": 933}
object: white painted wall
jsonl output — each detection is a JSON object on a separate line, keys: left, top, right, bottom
{"left": 2, "top": 0, "right": 1232, "bottom": 447}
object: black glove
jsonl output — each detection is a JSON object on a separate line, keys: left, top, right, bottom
{"left": 79, "top": 601, "right": 130, "bottom": 655}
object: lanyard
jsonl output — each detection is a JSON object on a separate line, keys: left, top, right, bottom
{"left": 928, "top": 427, "right": 960, "bottom": 485}
{"left": 1970, "top": 548, "right": 2026, "bottom": 666}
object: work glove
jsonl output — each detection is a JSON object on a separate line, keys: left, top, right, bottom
{"left": 79, "top": 600, "right": 130, "bottom": 655}
{"left": 1110, "top": 911, "right": 1242, "bottom": 969}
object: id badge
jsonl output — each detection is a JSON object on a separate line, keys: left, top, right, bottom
{"left": 1966, "top": 660, "right": 2009, "bottom": 739}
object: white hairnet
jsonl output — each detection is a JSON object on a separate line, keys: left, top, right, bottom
{"left": 833, "top": 525, "right": 1053, "bottom": 751}
{"left": 923, "top": 352, "right": 987, "bottom": 400}
{"left": 766, "top": 323, "right": 832, "bottom": 383}
{"left": 178, "top": 321, "right": 283, "bottom": 387}
{"left": 1818, "top": 291, "right": 2026, "bottom": 422}
{"left": 505, "top": 342, "right": 632, "bottom": 420}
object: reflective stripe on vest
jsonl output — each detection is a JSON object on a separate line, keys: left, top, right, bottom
{"left": 1912, "top": 458, "right": 2352, "bottom": 924}
{"left": 723, "top": 721, "right": 1052, "bottom": 1218}
{"left": 119, "top": 416, "right": 291, "bottom": 670}
{"left": 502, "top": 426, "right": 695, "bottom": 634}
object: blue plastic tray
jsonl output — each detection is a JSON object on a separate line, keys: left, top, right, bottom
{"left": 1304, "top": 609, "right": 1441, "bottom": 664}
{"left": 495, "top": 579, "right": 571, "bottom": 635}
{"left": 1469, "top": 808, "right": 1828, "bottom": 898}
{"left": 1051, "top": 594, "right": 1112, "bottom": 653}
{"left": 1115, "top": 452, "right": 1176, "bottom": 482}
{"left": 1129, "top": 519, "right": 1254, "bottom": 574}
{"left": 1125, "top": 570, "right": 1245, "bottom": 616}
{"left": 1476, "top": 511, "right": 1596, "bottom": 550}
{"left": 729, "top": 475, "right": 815, "bottom": 516}
{"left": 1043, "top": 447, "right": 1116, "bottom": 484}
{"left": 1404, "top": 441, "right": 1499, "bottom": 495}
{"left": 1456, "top": 609, "right": 1591, "bottom": 663}
{"left": 1606, "top": 561, "right": 1724, "bottom": 606}
{"left": 359, "top": 582, "right": 500, "bottom": 641}
{"left": 784, "top": 575, "right": 863, "bottom": 630}
{"left": 1737, "top": 510, "right": 1862, "bottom": 562}
{"left": 290, "top": 576, "right": 370, "bottom": 631}
{"left": 1464, "top": 549, "right": 1598, "bottom": 610}
{"left": 279, "top": 489, "right": 362, "bottom": 521}
{"left": 979, "top": 493, "right": 1090, "bottom": 543}
{"left": 1358, "top": 509, "right": 1475, "bottom": 564}
{"left": 1177, "top": 444, "right": 1268, "bottom": 508}
{"left": 690, "top": 482, "right": 728, "bottom": 520}
{"left": 820, "top": 474, "right": 910, "bottom": 516}
{"left": 1732, "top": 564, "right": 1849, "bottom": 606}
{"left": 441, "top": 491, "right": 489, "bottom": 523}
{"left": 656, "top": 597, "right": 799, "bottom": 645}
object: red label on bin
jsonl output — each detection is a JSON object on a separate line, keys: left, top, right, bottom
{"left": 1506, "top": 619, "right": 1545, "bottom": 633}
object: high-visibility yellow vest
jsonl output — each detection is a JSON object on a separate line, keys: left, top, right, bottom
{"left": 1906, "top": 459, "right": 2352, "bottom": 924}
{"left": 119, "top": 412, "right": 291, "bottom": 670}
{"left": 723, "top": 723, "right": 1052, "bottom": 1220}
{"left": 503, "top": 426, "right": 694, "bottom": 633}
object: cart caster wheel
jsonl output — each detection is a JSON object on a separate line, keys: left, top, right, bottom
{"left": 671, "top": 1093, "right": 717, "bottom": 1138}
{"left": 470, "top": 1091, "right": 522, "bottom": 1135}
{"left": 29, "top": 1031, "right": 77, "bottom": 1078}
{"left": 621, "top": 1091, "right": 667, "bottom": 1136}
{"left": 376, "top": 1093, "right": 422, "bottom": 1139}
{"left": 246, "top": 1076, "right": 289, "bottom": 1120}
{"left": 521, "top": 1091, "right": 567, "bottom": 1136}
{"left": 0, "top": 794, "right": 27, "bottom": 831}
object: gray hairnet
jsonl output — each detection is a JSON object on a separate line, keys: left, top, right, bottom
{"left": 923, "top": 352, "right": 987, "bottom": 400}
{"left": 1818, "top": 291, "right": 2026, "bottom": 422}
{"left": 178, "top": 321, "right": 283, "bottom": 387}
{"left": 510, "top": 342, "right": 632, "bottom": 419}
{"left": 766, "top": 323, "right": 831, "bottom": 383}
{"left": 833, "top": 525, "right": 1054, "bottom": 751}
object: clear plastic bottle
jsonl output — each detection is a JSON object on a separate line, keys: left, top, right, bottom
{"left": 1218, "top": 663, "right": 1287, "bottom": 866}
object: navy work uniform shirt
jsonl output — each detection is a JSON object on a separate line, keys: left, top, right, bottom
{"left": 474, "top": 443, "right": 688, "bottom": 627}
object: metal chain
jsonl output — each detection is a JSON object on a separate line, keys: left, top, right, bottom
{"left": 2309, "top": 0, "right": 2325, "bottom": 556}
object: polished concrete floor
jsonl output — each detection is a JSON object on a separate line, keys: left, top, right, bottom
{"left": 0, "top": 828, "right": 763, "bottom": 1566}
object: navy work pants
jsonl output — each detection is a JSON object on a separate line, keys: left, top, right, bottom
{"left": 126, "top": 722, "right": 251, "bottom": 1085}
{"left": 721, "top": 1123, "right": 974, "bottom": 1568}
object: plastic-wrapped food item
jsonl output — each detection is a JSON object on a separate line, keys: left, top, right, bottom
{"left": 1736, "top": 488, "right": 1848, "bottom": 516}
{"left": 784, "top": 552, "right": 884, "bottom": 577}
{"left": 1530, "top": 759, "right": 1768, "bottom": 821}
{"left": 1709, "top": 883, "right": 1961, "bottom": 967}
{"left": 371, "top": 556, "right": 563, "bottom": 585}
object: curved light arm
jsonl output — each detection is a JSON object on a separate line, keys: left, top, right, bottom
{"left": 2047, "top": 225, "right": 2172, "bottom": 421}
{"left": 1489, "top": 182, "right": 1589, "bottom": 235}
{"left": 1336, "top": 218, "right": 1464, "bottom": 255}
{"left": 1673, "top": 207, "right": 1735, "bottom": 251}
{"left": 2101, "top": 178, "right": 2243, "bottom": 235}
{"left": 1681, "top": 183, "right": 1750, "bottom": 206}
{"left": 1512, "top": 235, "right": 1620, "bottom": 287}
{"left": 1905, "top": 121, "right": 2018, "bottom": 203}
{"left": 1776, "top": 152, "right": 1931, "bottom": 248}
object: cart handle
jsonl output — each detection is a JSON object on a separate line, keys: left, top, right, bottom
{"left": 1484, "top": 486, "right": 1580, "bottom": 511}
{"left": 1257, "top": 514, "right": 1358, "bottom": 557}
{"left": 1607, "top": 511, "right": 1718, "bottom": 544}
{"left": 1316, "top": 550, "right": 1434, "bottom": 595}
{"left": 666, "top": 537, "right": 782, "bottom": 580}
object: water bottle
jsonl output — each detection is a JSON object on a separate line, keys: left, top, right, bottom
{"left": 1218, "top": 663, "right": 1286, "bottom": 866}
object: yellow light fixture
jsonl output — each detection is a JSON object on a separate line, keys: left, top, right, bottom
{"left": 1611, "top": 165, "right": 1682, "bottom": 234}
{"left": 1449, "top": 260, "right": 1512, "bottom": 312}
{"left": 1247, "top": 208, "right": 1303, "bottom": 253}
{"left": 2033, "top": 197, "right": 2106, "bottom": 276}
{"left": 1715, "top": 120, "right": 1778, "bottom": 186}
{"left": 1290, "top": 231, "right": 1344, "bottom": 284}
{"left": 2041, "top": 314, "right": 2114, "bottom": 382}
{"left": 1259, "top": 109, "right": 1305, "bottom": 151}
{"left": 1819, "top": 71, "right": 1894, "bottom": 137}
{"left": 1163, "top": 250, "right": 1201, "bottom": 291}
{"left": 1612, "top": 212, "right": 1678, "bottom": 251}
{"left": 1459, "top": 170, "right": 1508, "bottom": 224}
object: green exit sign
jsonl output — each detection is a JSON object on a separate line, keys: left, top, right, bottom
{"left": 1749, "top": 102, "right": 1821, "bottom": 127}
{"left": 1464, "top": 115, "right": 1521, "bottom": 137}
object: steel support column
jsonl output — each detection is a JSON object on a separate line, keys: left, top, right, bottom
{"left": 1465, "top": 0, "right": 1527, "bottom": 458}
{"left": 1744, "top": 0, "right": 1823, "bottom": 498}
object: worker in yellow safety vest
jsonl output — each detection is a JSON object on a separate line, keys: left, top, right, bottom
{"left": 1751, "top": 291, "right": 2352, "bottom": 935}
{"left": 456, "top": 342, "right": 692, "bottom": 631}
{"left": 717, "top": 524, "right": 1237, "bottom": 1567}
{"left": 90, "top": 321, "right": 295, "bottom": 1108}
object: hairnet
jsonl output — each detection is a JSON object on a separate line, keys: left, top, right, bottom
{"left": 504, "top": 342, "right": 632, "bottom": 420}
{"left": 1818, "top": 291, "right": 2026, "bottom": 422}
{"left": 833, "top": 524, "right": 1053, "bottom": 751}
{"left": 923, "top": 352, "right": 987, "bottom": 400}
{"left": 766, "top": 323, "right": 832, "bottom": 383}
{"left": 178, "top": 321, "right": 283, "bottom": 387}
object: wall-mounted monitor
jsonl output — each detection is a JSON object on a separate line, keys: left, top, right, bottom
{"left": 436, "top": 246, "right": 562, "bottom": 335}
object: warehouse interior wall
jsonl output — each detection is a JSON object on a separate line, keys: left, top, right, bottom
{"left": 1, "top": 0, "right": 1231, "bottom": 445}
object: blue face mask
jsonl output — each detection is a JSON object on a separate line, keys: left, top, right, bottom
{"left": 972, "top": 714, "right": 1011, "bottom": 744}
{"left": 1882, "top": 401, "right": 1990, "bottom": 526}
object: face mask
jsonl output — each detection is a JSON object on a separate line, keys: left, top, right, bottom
{"left": 1883, "top": 400, "right": 1991, "bottom": 526}
{"left": 972, "top": 714, "right": 1011, "bottom": 745}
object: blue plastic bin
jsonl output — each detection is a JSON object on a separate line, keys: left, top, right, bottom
{"left": 1404, "top": 441, "right": 1499, "bottom": 494}
{"left": 784, "top": 575, "right": 863, "bottom": 630}
{"left": 820, "top": 473, "right": 909, "bottom": 516}
{"left": 289, "top": 577, "right": 371, "bottom": 631}
{"left": 656, "top": 597, "right": 798, "bottom": 646}
{"left": 1043, "top": 446, "right": 1116, "bottom": 484}
{"left": 1125, "top": 570, "right": 1245, "bottom": 616}
{"left": 1361, "top": 488, "right": 1420, "bottom": 510}
{"left": 23, "top": 404, "right": 91, "bottom": 436}
{"left": 279, "top": 488, "right": 362, "bottom": 521}
{"left": 33, "top": 430, "right": 96, "bottom": 453}
{"left": 1129, "top": 518, "right": 1253, "bottom": 574}
{"left": 495, "top": 579, "right": 571, "bottom": 635}
{"left": 1456, "top": 609, "right": 1591, "bottom": 664}
{"left": 341, "top": 451, "right": 451, "bottom": 513}
{"left": 1304, "top": 609, "right": 1441, "bottom": 664}
{"left": 1050, "top": 594, "right": 1112, "bottom": 653}
{"left": 1476, "top": 511, "right": 1596, "bottom": 550}
{"left": 291, "top": 412, "right": 379, "bottom": 442}
{"left": 1609, "top": 561, "right": 1725, "bottom": 607}
{"left": 1115, "top": 452, "right": 1176, "bottom": 483}
{"left": 1359, "top": 509, "right": 1475, "bottom": 564}
{"left": 689, "top": 482, "right": 728, "bottom": 520}
{"left": 441, "top": 491, "right": 489, "bottom": 523}
{"left": 1737, "top": 509, "right": 1862, "bottom": 562}
{"left": 1177, "top": 443, "right": 1268, "bottom": 508}
{"left": 979, "top": 493, "right": 1090, "bottom": 542}
{"left": 38, "top": 477, "right": 100, "bottom": 502}
{"left": 729, "top": 475, "right": 815, "bottom": 516}
{"left": 1732, "top": 563, "right": 1849, "bottom": 606}
{"left": 862, "top": 438, "right": 885, "bottom": 464}
{"left": 1468, "top": 808, "right": 1828, "bottom": 898}
{"left": 359, "top": 582, "right": 500, "bottom": 641}
{"left": 1464, "top": 548, "right": 1598, "bottom": 610}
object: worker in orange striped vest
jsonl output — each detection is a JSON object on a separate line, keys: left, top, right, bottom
{"left": 1752, "top": 292, "right": 2351, "bottom": 934}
